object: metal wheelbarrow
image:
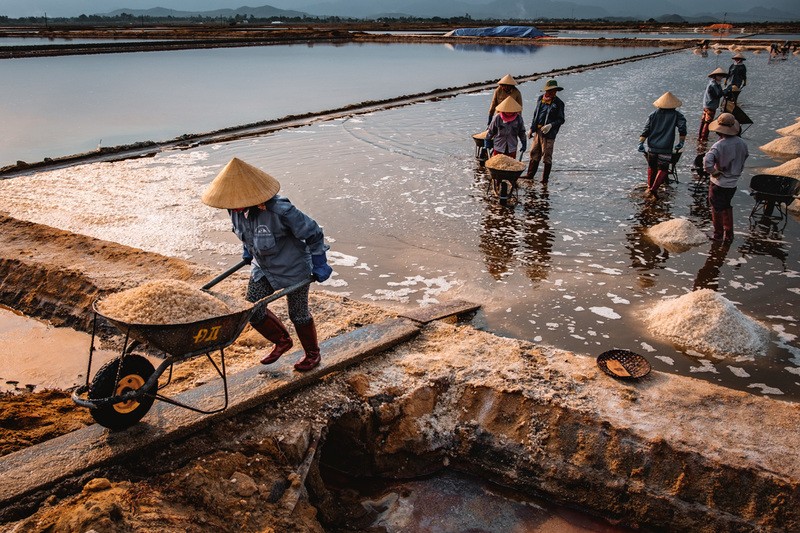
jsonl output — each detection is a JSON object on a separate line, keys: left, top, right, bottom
{"left": 486, "top": 166, "right": 524, "bottom": 204}
{"left": 472, "top": 131, "right": 489, "bottom": 166}
{"left": 748, "top": 173, "right": 800, "bottom": 232}
{"left": 72, "top": 262, "right": 311, "bottom": 431}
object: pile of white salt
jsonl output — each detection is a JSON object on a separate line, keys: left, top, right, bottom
{"left": 646, "top": 289, "right": 769, "bottom": 358}
{"left": 473, "top": 130, "right": 488, "bottom": 140}
{"left": 776, "top": 121, "right": 800, "bottom": 137}
{"left": 485, "top": 154, "right": 526, "bottom": 172}
{"left": 762, "top": 157, "right": 800, "bottom": 179}
{"left": 760, "top": 136, "right": 800, "bottom": 156}
{"left": 646, "top": 218, "right": 707, "bottom": 250}
{"left": 97, "top": 279, "right": 232, "bottom": 324}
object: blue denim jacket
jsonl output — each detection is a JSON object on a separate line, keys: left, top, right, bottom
{"left": 230, "top": 195, "right": 328, "bottom": 289}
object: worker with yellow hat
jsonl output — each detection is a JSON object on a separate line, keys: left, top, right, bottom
{"left": 202, "top": 157, "right": 332, "bottom": 372}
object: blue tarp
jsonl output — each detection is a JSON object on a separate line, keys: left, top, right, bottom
{"left": 445, "top": 25, "right": 546, "bottom": 38}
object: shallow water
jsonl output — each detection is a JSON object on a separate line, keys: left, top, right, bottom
{"left": 1, "top": 49, "right": 798, "bottom": 400}
{"left": 323, "top": 468, "right": 631, "bottom": 532}
{"left": 0, "top": 42, "right": 658, "bottom": 167}
{"left": 0, "top": 306, "right": 118, "bottom": 393}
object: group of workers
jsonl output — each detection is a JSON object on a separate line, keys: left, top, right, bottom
{"left": 484, "top": 75, "right": 566, "bottom": 184}
{"left": 198, "top": 52, "right": 753, "bottom": 371}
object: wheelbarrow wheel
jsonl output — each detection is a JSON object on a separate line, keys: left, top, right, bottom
{"left": 88, "top": 354, "right": 156, "bottom": 431}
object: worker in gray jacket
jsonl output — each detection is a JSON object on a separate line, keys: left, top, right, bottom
{"left": 202, "top": 157, "right": 332, "bottom": 372}
{"left": 638, "top": 91, "right": 687, "bottom": 198}
{"left": 698, "top": 67, "right": 726, "bottom": 143}
{"left": 703, "top": 113, "right": 748, "bottom": 242}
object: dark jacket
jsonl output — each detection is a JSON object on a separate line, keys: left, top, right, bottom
{"left": 703, "top": 79, "right": 725, "bottom": 110}
{"left": 230, "top": 195, "right": 327, "bottom": 289}
{"left": 641, "top": 109, "right": 687, "bottom": 154}
{"left": 726, "top": 63, "right": 747, "bottom": 89}
{"left": 529, "top": 95, "right": 565, "bottom": 139}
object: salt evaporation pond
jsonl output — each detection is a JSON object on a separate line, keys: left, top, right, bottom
{"left": 1, "top": 49, "right": 798, "bottom": 400}
{"left": 0, "top": 42, "right": 659, "bottom": 167}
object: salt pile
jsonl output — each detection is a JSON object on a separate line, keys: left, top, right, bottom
{"left": 762, "top": 157, "right": 800, "bottom": 179}
{"left": 776, "top": 122, "right": 800, "bottom": 137}
{"left": 473, "top": 130, "right": 488, "bottom": 140}
{"left": 98, "top": 279, "right": 232, "bottom": 324}
{"left": 646, "top": 289, "right": 769, "bottom": 358}
{"left": 760, "top": 136, "right": 800, "bottom": 156}
{"left": 485, "top": 154, "right": 526, "bottom": 172}
{"left": 646, "top": 218, "right": 707, "bottom": 249}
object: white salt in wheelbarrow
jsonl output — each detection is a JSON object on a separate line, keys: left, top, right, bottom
{"left": 72, "top": 263, "right": 311, "bottom": 431}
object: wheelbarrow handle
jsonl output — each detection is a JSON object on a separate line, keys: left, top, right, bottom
{"left": 201, "top": 259, "right": 250, "bottom": 290}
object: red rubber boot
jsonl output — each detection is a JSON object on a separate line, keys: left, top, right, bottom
{"left": 251, "top": 309, "right": 293, "bottom": 365}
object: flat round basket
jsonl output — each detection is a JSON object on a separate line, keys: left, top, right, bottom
{"left": 596, "top": 349, "right": 651, "bottom": 379}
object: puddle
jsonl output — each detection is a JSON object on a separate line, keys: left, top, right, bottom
{"left": 321, "top": 467, "right": 632, "bottom": 533}
{"left": 0, "top": 305, "right": 119, "bottom": 393}
{"left": 0, "top": 50, "right": 798, "bottom": 400}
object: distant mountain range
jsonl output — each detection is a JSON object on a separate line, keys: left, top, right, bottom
{"left": 102, "top": 1, "right": 800, "bottom": 22}
{"left": 104, "top": 6, "right": 307, "bottom": 19}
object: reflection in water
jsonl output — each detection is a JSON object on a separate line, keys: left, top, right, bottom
{"left": 693, "top": 241, "right": 732, "bottom": 290}
{"left": 625, "top": 199, "right": 673, "bottom": 287}
{"left": 688, "top": 174, "right": 711, "bottom": 222}
{"left": 477, "top": 172, "right": 554, "bottom": 283}
{"left": 737, "top": 231, "right": 789, "bottom": 269}
{"left": 479, "top": 190, "right": 520, "bottom": 280}
{"left": 521, "top": 186, "right": 554, "bottom": 283}
{"left": 447, "top": 43, "right": 543, "bottom": 55}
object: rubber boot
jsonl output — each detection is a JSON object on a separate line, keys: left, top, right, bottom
{"left": 525, "top": 159, "right": 539, "bottom": 180}
{"left": 722, "top": 208, "right": 734, "bottom": 243}
{"left": 251, "top": 309, "right": 293, "bottom": 365}
{"left": 293, "top": 319, "right": 321, "bottom": 372}
{"left": 542, "top": 163, "right": 552, "bottom": 184}
{"left": 709, "top": 209, "right": 724, "bottom": 241}
{"left": 646, "top": 167, "right": 654, "bottom": 189}
{"left": 649, "top": 170, "right": 668, "bottom": 197}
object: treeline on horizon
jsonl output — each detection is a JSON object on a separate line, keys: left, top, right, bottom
{"left": 2, "top": 13, "right": 797, "bottom": 27}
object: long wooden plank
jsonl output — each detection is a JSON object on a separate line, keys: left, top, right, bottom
{"left": 398, "top": 299, "right": 481, "bottom": 324}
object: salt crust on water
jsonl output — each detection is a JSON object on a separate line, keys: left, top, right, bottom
{"left": 646, "top": 218, "right": 707, "bottom": 248}
{"left": 0, "top": 152, "right": 240, "bottom": 260}
{"left": 485, "top": 154, "right": 526, "bottom": 172}
{"left": 646, "top": 289, "right": 769, "bottom": 358}
{"left": 97, "top": 279, "right": 231, "bottom": 324}
{"left": 759, "top": 136, "right": 800, "bottom": 155}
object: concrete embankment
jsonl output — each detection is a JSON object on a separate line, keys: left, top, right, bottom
{"left": 0, "top": 215, "right": 798, "bottom": 531}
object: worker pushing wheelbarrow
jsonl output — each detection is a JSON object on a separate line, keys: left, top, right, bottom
{"left": 483, "top": 96, "right": 527, "bottom": 203}
{"left": 73, "top": 157, "right": 334, "bottom": 430}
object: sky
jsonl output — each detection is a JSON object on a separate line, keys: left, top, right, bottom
{"left": 0, "top": 1, "right": 255, "bottom": 18}
{"left": 0, "top": 0, "right": 783, "bottom": 19}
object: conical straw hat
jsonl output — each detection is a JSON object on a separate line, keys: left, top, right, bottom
{"left": 653, "top": 91, "right": 682, "bottom": 109}
{"left": 732, "top": 52, "right": 746, "bottom": 60}
{"left": 708, "top": 67, "right": 726, "bottom": 77}
{"left": 201, "top": 157, "right": 281, "bottom": 209}
{"left": 498, "top": 74, "right": 517, "bottom": 86}
{"left": 495, "top": 96, "right": 522, "bottom": 113}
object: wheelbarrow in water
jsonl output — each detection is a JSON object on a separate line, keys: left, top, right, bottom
{"left": 72, "top": 261, "right": 312, "bottom": 430}
{"left": 484, "top": 153, "right": 526, "bottom": 203}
